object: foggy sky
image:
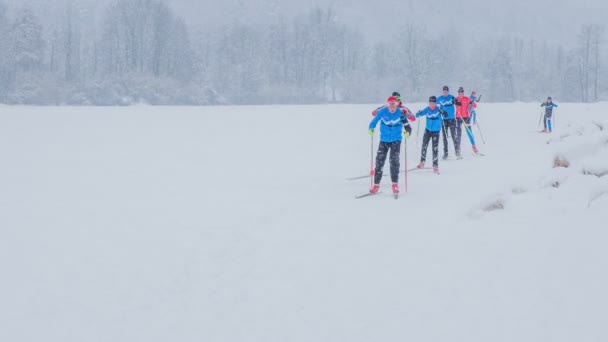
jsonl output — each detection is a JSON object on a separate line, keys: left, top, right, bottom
{"left": 4, "top": 0, "right": 608, "bottom": 46}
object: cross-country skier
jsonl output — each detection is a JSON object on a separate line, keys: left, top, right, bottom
{"left": 469, "top": 90, "right": 479, "bottom": 124}
{"left": 437, "top": 85, "right": 457, "bottom": 160}
{"left": 454, "top": 86, "right": 478, "bottom": 157}
{"left": 415, "top": 96, "right": 448, "bottom": 173}
{"left": 540, "top": 96, "right": 558, "bottom": 133}
{"left": 368, "top": 96, "right": 408, "bottom": 195}
{"left": 372, "top": 91, "right": 415, "bottom": 136}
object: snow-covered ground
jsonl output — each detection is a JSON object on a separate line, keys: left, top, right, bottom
{"left": 1, "top": 103, "right": 607, "bottom": 342}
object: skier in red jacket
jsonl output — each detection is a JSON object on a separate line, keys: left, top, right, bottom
{"left": 454, "top": 86, "right": 478, "bottom": 158}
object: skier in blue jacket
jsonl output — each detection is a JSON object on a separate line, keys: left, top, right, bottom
{"left": 469, "top": 91, "right": 479, "bottom": 124}
{"left": 540, "top": 97, "right": 558, "bottom": 133}
{"left": 437, "top": 85, "right": 457, "bottom": 160}
{"left": 415, "top": 96, "right": 448, "bottom": 173}
{"left": 368, "top": 96, "right": 409, "bottom": 195}
{"left": 372, "top": 91, "right": 414, "bottom": 137}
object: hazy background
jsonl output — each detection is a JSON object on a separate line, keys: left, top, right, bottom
{"left": 0, "top": 0, "right": 606, "bottom": 104}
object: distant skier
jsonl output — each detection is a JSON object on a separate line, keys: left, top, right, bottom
{"left": 437, "top": 85, "right": 457, "bottom": 160}
{"left": 415, "top": 96, "right": 448, "bottom": 173}
{"left": 540, "top": 97, "right": 558, "bottom": 133}
{"left": 454, "top": 86, "right": 478, "bottom": 157}
{"left": 368, "top": 96, "right": 409, "bottom": 195}
{"left": 469, "top": 91, "right": 479, "bottom": 124}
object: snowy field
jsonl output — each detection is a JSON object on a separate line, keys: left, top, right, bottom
{"left": 1, "top": 103, "right": 607, "bottom": 342}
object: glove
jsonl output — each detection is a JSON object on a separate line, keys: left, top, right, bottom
{"left": 404, "top": 125, "right": 412, "bottom": 136}
{"left": 403, "top": 125, "right": 412, "bottom": 138}
{"left": 368, "top": 128, "right": 374, "bottom": 136}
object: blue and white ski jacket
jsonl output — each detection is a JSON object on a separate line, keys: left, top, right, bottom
{"left": 369, "top": 107, "right": 404, "bottom": 142}
{"left": 437, "top": 94, "right": 456, "bottom": 119}
{"left": 416, "top": 106, "right": 446, "bottom": 133}
{"left": 541, "top": 102, "right": 558, "bottom": 115}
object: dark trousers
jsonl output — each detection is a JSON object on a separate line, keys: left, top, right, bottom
{"left": 441, "top": 119, "right": 457, "bottom": 155}
{"left": 455, "top": 117, "right": 472, "bottom": 155}
{"left": 374, "top": 141, "right": 401, "bottom": 184}
{"left": 420, "top": 130, "right": 439, "bottom": 167}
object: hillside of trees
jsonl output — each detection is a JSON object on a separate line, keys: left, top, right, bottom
{"left": 0, "top": 0, "right": 605, "bottom": 105}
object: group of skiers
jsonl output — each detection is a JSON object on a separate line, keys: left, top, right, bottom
{"left": 367, "top": 86, "right": 481, "bottom": 195}
{"left": 367, "top": 89, "right": 559, "bottom": 196}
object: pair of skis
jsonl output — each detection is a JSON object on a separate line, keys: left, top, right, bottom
{"left": 354, "top": 191, "right": 398, "bottom": 200}
{"left": 355, "top": 134, "right": 406, "bottom": 200}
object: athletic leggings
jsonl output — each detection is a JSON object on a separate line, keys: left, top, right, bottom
{"left": 420, "top": 130, "right": 439, "bottom": 167}
{"left": 374, "top": 141, "right": 401, "bottom": 184}
{"left": 441, "top": 119, "right": 457, "bottom": 155}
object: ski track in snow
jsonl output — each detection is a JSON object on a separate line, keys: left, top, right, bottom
{"left": 0, "top": 103, "right": 607, "bottom": 342}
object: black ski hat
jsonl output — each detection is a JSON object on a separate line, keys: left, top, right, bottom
{"left": 458, "top": 86, "right": 464, "bottom": 93}
{"left": 429, "top": 96, "right": 437, "bottom": 102}
{"left": 547, "top": 96, "right": 552, "bottom": 100}
{"left": 443, "top": 85, "right": 449, "bottom": 91}
{"left": 392, "top": 91, "right": 401, "bottom": 97}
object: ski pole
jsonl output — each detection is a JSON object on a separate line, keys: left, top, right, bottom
{"left": 476, "top": 117, "right": 486, "bottom": 144}
{"left": 538, "top": 109, "right": 544, "bottom": 131}
{"left": 441, "top": 117, "right": 449, "bottom": 138}
{"left": 416, "top": 119, "right": 421, "bottom": 151}
{"left": 404, "top": 137, "right": 408, "bottom": 193}
{"left": 441, "top": 117, "right": 449, "bottom": 153}
{"left": 370, "top": 134, "right": 374, "bottom": 189}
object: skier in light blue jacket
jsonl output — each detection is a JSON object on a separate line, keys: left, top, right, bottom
{"left": 415, "top": 96, "right": 448, "bottom": 173}
{"left": 437, "top": 85, "right": 457, "bottom": 160}
{"left": 540, "top": 96, "right": 558, "bottom": 133}
{"left": 368, "top": 96, "right": 409, "bottom": 194}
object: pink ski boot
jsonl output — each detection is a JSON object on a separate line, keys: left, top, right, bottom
{"left": 370, "top": 184, "right": 380, "bottom": 194}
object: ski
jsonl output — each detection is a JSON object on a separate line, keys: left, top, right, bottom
{"left": 345, "top": 174, "right": 369, "bottom": 181}
{"left": 393, "top": 193, "right": 399, "bottom": 199}
{"left": 355, "top": 191, "right": 383, "bottom": 199}
{"left": 408, "top": 166, "right": 434, "bottom": 171}
{"left": 348, "top": 169, "right": 416, "bottom": 180}
{"left": 407, "top": 166, "right": 440, "bottom": 174}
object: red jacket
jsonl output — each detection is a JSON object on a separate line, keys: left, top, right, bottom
{"left": 455, "top": 96, "right": 476, "bottom": 118}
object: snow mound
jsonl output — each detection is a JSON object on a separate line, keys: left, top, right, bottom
{"left": 473, "top": 119, "right": 608, "bottom": 220}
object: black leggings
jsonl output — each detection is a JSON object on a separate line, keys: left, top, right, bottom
{"left": 421, "top": 130, "right": 440, "bottom": 167}
{"left": 441, "top": 119, "right": 457, "bottom": 154}
{"left": 374, "top": 141, "right": 401, "bottom": 183}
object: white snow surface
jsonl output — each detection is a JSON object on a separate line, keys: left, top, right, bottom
{"left": 1, "top": 103, "right": 607, "bottom": 342}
